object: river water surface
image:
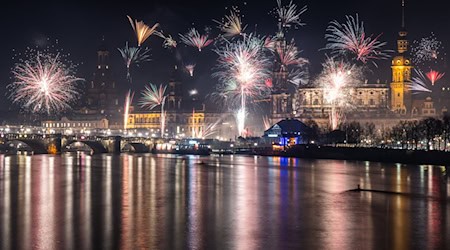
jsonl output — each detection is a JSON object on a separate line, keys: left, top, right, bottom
{"left": 0, "top": 153, "right": 449, "bottom": 249}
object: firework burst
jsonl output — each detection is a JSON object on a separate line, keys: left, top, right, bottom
{"left": 127, "top": 15, "right": 159, "bottom": 46}
{"left": 426, "top": 69, "right": 445, "bottom": 85}
{"left": 274, "top": 39, "right": 308, "bottom": 67}
{"left": 411, "top": 33, "right": 445, "bottom": 64}
{"left": 315, "top": 57, "right": 362, "bottom": 129}
{"left": 287, "top": 68, "right": 309, "bottom": 86}
{"left": 140, "top": 83, "right": 168, "bottom": 137}
{"left": 155, "top": 31, "right": 177, "bottom": 48}
{"left": 185, "top": 64, "right": 196, "bottom": 77}
{"left": 324, "top": 14, "right": 391, "bottom": 66}
{"left": 118, "top": 42, "right": 151, "bottom": 82}
{"left": 214, "top": 35, "right": 271, "bottom": 136}
{"left": 192, "top": 120, "right": 220, "bottom": 139}
{"left": 409, "top": 69, "right": 432, "bottom": 93}
{"left": 123, "top": 90, "right": 134, "bottom": 130}
{"left": 179, "top": 28, "right": 214, "bottom": 52}
{"left": 272, "top": 39, "right": 309, "bottom": 87}
{"left": 214, "top": 9, "right": 246, "bottom": 38}
{"left": 9, "top": 51, "right": 82, "bottom": 114}
{"left": 274, "top": 0, "right": 307, "bottom": 30}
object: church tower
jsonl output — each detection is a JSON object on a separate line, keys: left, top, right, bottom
{"left": 85, "top": 38, "right": 120, "bottom": 117}
{"left": 390, "top": 0, "right": 413, "bottom": 114}
{"left": 270, "top": 33, "right": 293, "bottom": 124}
{"left": 167, "top": 65, "right": 183, "bottom": 110}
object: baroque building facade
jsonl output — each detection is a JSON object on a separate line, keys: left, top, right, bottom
{"left": 127, "top": 66, "right": 237, "bottom": 140}
{"left": 270, "top": 2, "right": 448, "bottom": 130}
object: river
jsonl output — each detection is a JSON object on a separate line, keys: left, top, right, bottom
{"left": 0, "top": 153, "right": 449, "bottom": 249}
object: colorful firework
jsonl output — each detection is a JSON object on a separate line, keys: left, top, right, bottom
{"left": 409, "top": 69, "right": 432, "bottom": 93}
{"left": 140, "top": 83, "right": 168, "bottom": 137}
{"left": 411, "top": 33, "right": 444, "bottom": 64}
{"left": 118, "top": 42, "right": 151, "bottom": 82}
{"left": 179, "top": 28, "right": 213, "bottom": 52}
{"left": 274, "top": 0, "right": 307, "bottom": 30}
{"left": 155, "top": 31, "right": 177, "bottom": 48}
{"left": 315, "top": 57, "right": 362, "bottom": 129}
{"left": 214, "top": 9, "right": 246, "bottom": 38}
{"left": 274, "top": 39, "right": 308, "bottom": 67}
{"left": 123, "top": 90, "right": 134, "bottom": 130}
{"left": 426, "top": 69, "right": 445, "bottom": 85}
{"left": 185, "top": 64, "right": 196, "bottom": 77}
{"left": 213, "top": 35, "right": 271, "bottom": 136}
{"left": 9, "top": 51, "right": 82, "bottom": 114}
{"left": 264, "top": 36, "right": 276, "bottom": 50}
{"left": 271, "top": 38, "right": 309, "bottom": 87}
{"left": 127, "top": 15, "right": 159, "bottom": 46}
{"left": 324, "top": 14, "right": 391, "bottom": 66}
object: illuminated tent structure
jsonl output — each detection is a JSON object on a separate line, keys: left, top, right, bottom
{"left": 263, "top": 118, "right": 311, "bottom": 146}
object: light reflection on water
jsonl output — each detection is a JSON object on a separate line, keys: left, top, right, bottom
{"left": 0, "top": 153, "right": 449, "bottom": 249}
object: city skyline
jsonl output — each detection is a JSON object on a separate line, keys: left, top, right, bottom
{"left": 1, "top": 0, "right": 449, "bottom": 116}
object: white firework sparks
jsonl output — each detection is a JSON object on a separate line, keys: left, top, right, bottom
{"left": 140, "top": 83, "right": 168, "bottom": 137}
{"left": 275, "top": 0, "right": 307, "bottom": 30}
{"left": 411, "top": 33, "right": 445, "bottom": 64}
{"left": 9, "top": 51, "right": 83, "bottom": 114}
{"left": 315, "top": 57, "right": 362, "bottom": 129}
{"left": 155, "top": 30, "right": 177, "bottom": 48}
{"left": 409, "top": 68, "right": 432, "bottom": 93}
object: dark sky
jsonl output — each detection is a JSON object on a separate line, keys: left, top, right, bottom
{"left": 1, "top": 0, "right": 449, "bottom": 113}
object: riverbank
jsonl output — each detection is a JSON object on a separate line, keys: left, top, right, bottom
{"left": 262, "top": 145, "right": 450, "bottom": 166}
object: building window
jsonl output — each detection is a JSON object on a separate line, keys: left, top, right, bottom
{"left": 397, "top": 93, "right": 400, "bottom": 97}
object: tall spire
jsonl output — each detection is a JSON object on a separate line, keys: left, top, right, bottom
{"left": 397, "top": 0, "right": 408, "bottom": 53}
{"left": 401, "top": 0, "right": 405, "bottom": 29}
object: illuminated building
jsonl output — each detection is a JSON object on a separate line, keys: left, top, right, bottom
{"left": 263, "top": 119, "right": 311, "bottom": 149}
{"left": 41, "top": 116, "right": 109, "bottom": 130}
{"left": 390, "top": 0, "right": 412, "bottom": 114}
{"left": 270, "top": 1, "right": 449, "bottom": 130}
{"left": 127, "top": 67, "right": 237, "bottom": 139}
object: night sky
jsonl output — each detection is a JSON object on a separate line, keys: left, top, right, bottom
{"left": 1, "top": 0, "right": 449, "bottom": 116}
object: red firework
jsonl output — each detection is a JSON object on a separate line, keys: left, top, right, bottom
{"left": 426, "top": 69, "right": 445, "bottom": 85}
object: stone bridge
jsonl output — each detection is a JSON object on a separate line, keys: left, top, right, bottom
{"left": 1, "top": 133, "right": 155, "bottom": 154}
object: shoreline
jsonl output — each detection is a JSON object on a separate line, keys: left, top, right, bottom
{"left": 257, "top": 145, "right": 450, "bottom": 166}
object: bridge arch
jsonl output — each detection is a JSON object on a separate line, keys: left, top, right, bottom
{"left": 65, "top": 141, "right": 108, "bottom": 154}
{"left": 122, "top": 143, "right": 149, "bottom": 153}
{"left": 7, "top": 140, "right": 48, "bottom": 154}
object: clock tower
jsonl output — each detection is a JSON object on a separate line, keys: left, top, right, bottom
{"left": 390, "top": 0, "right": 413, "bottom": 114}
